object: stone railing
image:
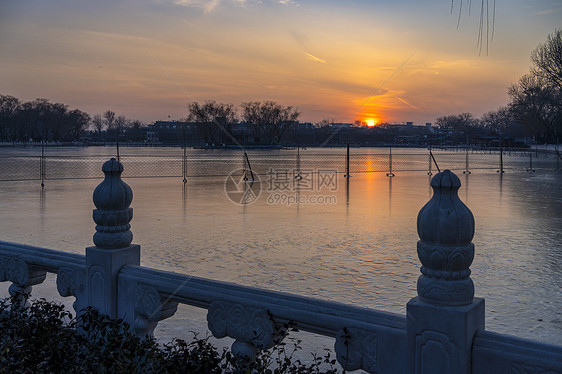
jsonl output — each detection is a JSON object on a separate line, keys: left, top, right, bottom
{"left": 1, "top": 158, "right": 561, "bottom": 373}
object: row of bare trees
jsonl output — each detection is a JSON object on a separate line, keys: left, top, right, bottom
{"left": 187, "top": 100, "right": 300, "bottom": 145}
{"left": 0, "top": 97, "right": 145, "bottom": 143}
{"left": 437, "top": 29, "right": 562, "bottom": 144}
{"left": 90, "top": 110, "right": 143, "bottom": 141}
{"left": 0, "top": 97, "right": 91, "bottom": 142}
{"left": 508, "top": 29, "right": 562, "bottom": 143}
{"left": 434, "top": 110, "right": 524, "bottom": 145}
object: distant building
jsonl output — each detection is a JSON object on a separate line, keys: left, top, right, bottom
{"left": 388, "top": 123, "right": 410, "bottom": 130}
{"left": 298, "top": 122, "right": 316, "bottom": 131}
{"left": 331, "top": 122, "right": 353, "bottom": 129}
{"left": 147, "top": 121, "right": 199, "bottom": 145}
{"left": 146, "top": 131, "right": 159, "bottom": 143}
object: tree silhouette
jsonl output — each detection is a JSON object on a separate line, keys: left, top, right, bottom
{"left": 187, "top": 100, "right": 238, "bottom": 145}
{"left": 509, "top": 74, "right": 561, "bottom": 142}
{"left": 91, "top": 114, "right": 104, "bottom": 133}
{"left": 508, "top": 30, "right": 562, "bottom": 142}
{"left": 103, "top": 110, "right": 116, "bottom": 131}
{"left": 531, "top": 29, "right": 562, "bottom": 90}
{"left": 240, "top": 101, "right": 300, "bottom": 145}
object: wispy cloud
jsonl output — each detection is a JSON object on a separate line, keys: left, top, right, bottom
{"left": 173, "top": 0, "right": 252, "bottom": 12}
{"left": 305, "top": 52, "right": 326, "bottom": 64}
{"left": 534, "top": 6, "right": 562, "bottom": 16}
{"left": 395, "top": 96, "right": 419, "bottom": 110}
{"left": 173, "top": 0, "right": 219, "bottom": 12}
{"left": 279, "top": 0, "right": 299, "bottom": 5}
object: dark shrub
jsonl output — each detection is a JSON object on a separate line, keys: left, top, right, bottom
{"left": 0, "top": 295, "right": 339, "bottom": 373}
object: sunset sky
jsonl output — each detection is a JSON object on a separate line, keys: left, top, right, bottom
{"left": 1, "top": 0, "right": 560, "bottom": 125}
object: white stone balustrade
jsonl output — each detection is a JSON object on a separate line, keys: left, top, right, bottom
{"left": 1, "top": 158, "right": 561, "bottom": 373}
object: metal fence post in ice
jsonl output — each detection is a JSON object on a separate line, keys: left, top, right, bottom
{"left": 182, "top": 146, "right": 188, "bottom": 184}
{"left": 498, "top": 148, "right": 505, "bottom": 173}
{"left": 387, "top": 147, "right": 395, "bottom": 177}
{"left": 85, "top": 158, "right": 140, "bottom": 318}
{"left": 463, "top": 148, "right": 471, "bottom": 174}
{"left": 406, "top": 170, "right": 485, "bottom": 374}
{"left": 344, "top": 143, "right": 351, "bottom": 178}
{"left": 527, "top": 152, "right": 536, "bottom": 172}
{"left": 427, "top": 149, "right": 433, "bottom": 176}
{"left": 40, "top": 141, "right": 46, "bottom": 188}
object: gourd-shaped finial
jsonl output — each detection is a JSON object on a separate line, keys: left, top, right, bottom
{"left": 92, "top": 158, "right": 133, "bottom": 249}
{"left": 416, "top": 170, "right": 475, "bottom": 306}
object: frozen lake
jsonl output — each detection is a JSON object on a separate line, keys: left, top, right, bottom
{"left": 1, "top": 146, "right": 561, "bottom": 348}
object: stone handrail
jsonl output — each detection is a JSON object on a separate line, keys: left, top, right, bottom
{"left": 1, "top": 158, "right": 561, "bottom": 373}
{"left": 0, "top": 241, "right": 85, "bottom": 273}
{"left": 118, "top": 264, "right": 406, "bottom": 371}
{"left": 473, "top": 330, "right": 562, "bottom": 373}
{"left": 0, "top": 241, "right": 85, "bottom": 309}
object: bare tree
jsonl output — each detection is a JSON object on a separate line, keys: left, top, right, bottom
{"left": 66, "top": 109, "right": 90, "bottom": 141}
{"left": 91, "top": 114, "right": 104, "bottom": 133}
{"left": 0, "top": 95, "right": 21, "bottom": 141}
{"left": 317, "top": 118, "right": 335, "bottom": 128}
{"left": 240, "top": 101, "right": 300, "bottom": 145}
{"left": 187, "top": 100, "right": 237, "bottom": 144}
{"left": 531, "top": 29, "right": 562, "bottom": 90}
{"left": 128, "top": 119, "right": 142, "bottom": 129}
{"left": 103, "top": 110, "right": 116, "bottom": 131}
{"left": 505, "top": 30, "right": 562, "bottom": 143}
{"left": 480, "top": 107, "right": 520, "bottom": 140}
{"left": 114, "top": 115, "right": 127, "bottom": 135}
{"left": 0, "top": 96, "right": 91, "bottom": 142}
{"left": 436, "top": 113, "right": 476, "bottom": 131}
{"left": 508, "top": 74, "right": 561, "bottom": 142}
{"left": 436, "top": 113, "right": 481, "bottom": 144}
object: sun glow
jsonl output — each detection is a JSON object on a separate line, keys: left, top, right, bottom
{"left": 366, "top": 119, "right": 377, "bottom": 127}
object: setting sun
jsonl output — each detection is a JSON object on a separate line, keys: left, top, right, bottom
{"left": 366, "top": 119, "right": 377, "bottom": 127}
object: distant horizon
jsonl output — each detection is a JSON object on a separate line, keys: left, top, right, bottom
{"left": 2, "top": 1, "right": 560, "bottom": 125}
{"left": 0, "top": 93, "right": 445, "bottom": 126}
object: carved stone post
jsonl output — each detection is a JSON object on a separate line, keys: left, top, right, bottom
{"left": 85, "top": 158, "right": 140, "bottom": 318}
{"left": 406, "top": 170, "right": 485, "bottom": 374}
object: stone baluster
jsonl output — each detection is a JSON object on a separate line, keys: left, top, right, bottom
{"left": 406, "top": 170, "right": 485, "bottom": 374}
{"left": 86, "top": 158, "right": 140, "bottom": 318}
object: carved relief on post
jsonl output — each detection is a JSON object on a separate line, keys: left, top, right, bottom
{"left": 207, "top": 301, "right": 285, "bottom": 360}
{"left": 57, "top": 266, "right": 86, "bottom": 314}
{"left": 335, "top": 327, "right": 377, "bottom": 373}
{"left": 132, "top": 284, "right": 178, "bottom": 337}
